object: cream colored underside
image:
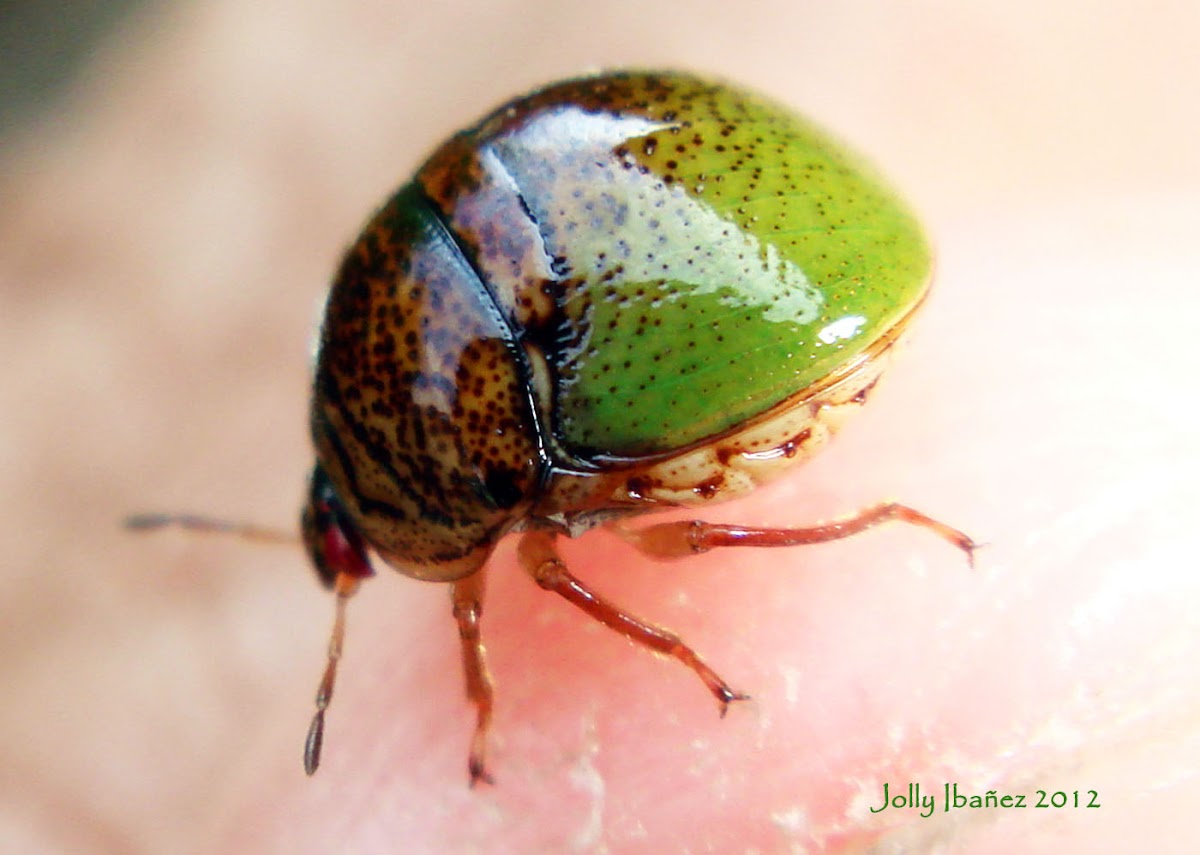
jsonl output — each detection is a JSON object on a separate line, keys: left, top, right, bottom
{"left": 616, "top": 340, "right": 895, "bottom": 506}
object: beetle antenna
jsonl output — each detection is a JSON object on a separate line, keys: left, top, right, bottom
{"left": 304, "top": 573, "right": 358, "bottom": 775}
{"left": 124, "top": 513, "right": 298, "bottom": 545}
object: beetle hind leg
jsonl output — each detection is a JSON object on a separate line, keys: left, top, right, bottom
{"left": 517, "top": 530, "right": 749, "bottom": 713}
{"left": 617, "top": 501, "right": 978, "bottom": 566}
{"left": 452, "top": 571, "right": 496, "bottom": 786}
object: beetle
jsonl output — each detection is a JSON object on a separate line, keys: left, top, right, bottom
{"left": 132, "top": 70, "right": 975, "bottom": 784}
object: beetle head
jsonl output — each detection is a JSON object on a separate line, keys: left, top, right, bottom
{"left": 301, "top": 463, "right": 374, "bottom": 590}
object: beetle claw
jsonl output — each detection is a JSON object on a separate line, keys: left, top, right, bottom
{"left": 718, "top": 689, "right": 751, "bottom": 718}
{"left": 468, "top": 757, "right": 496, "bottom": 787}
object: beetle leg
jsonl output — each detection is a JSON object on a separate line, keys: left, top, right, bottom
{"left": 304, "top": 571, "right": 363, "bottom": 775}
{"left": 451, "top": 571, "right": 496, "bottom": 786}
{"left": 518, "top": 529, "right": 749, "bottom": 712}
{"left": 617, "top": 501, "right": 978, "bottom": 566}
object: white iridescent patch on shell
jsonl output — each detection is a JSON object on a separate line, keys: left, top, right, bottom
{"left": 491, "top": 109, "right": 826, "bottom": 325}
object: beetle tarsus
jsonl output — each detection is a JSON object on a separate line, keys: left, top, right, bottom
{"left": 453, "top": 573, "right": 496, "bottom": 788}
{"left": 468, "top": 754, "right": 495, "bottom": 787}
{"left": 302, "top": 580, "right": 357, "bottom": 777}
{"left": 518, "top": 529, "right": 745, "bottom": 716}
{"left": 959, "top": 538, "right": 984, "bottom": 570}
{"left": 304, "top": 712, "right": 325, "bottom": 775}
{"left": 716, "top": 687, "right": 751, "bottom": 717}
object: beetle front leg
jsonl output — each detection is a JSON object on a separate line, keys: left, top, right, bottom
{"left": 451, "top": 571, "right": 496, "bottom": 786}
{"left": 617, "top": 501, "right": 978, "bottom": 566}
{"left": 517, "top": 530, "right": 749, "bottom": 712}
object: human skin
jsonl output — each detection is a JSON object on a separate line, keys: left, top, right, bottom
{"left": 1, "top": 1, "right": 1196, "bottom": 853}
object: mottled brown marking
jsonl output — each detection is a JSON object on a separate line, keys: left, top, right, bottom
{"left": 311, "top": 184, "right": 544, "bottom": 581}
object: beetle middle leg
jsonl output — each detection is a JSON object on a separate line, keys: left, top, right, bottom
{"left": 517, "top": 529, "right": 749, "bottom": 712}
{"left": 616, "top": 501, "right": 978, "bottom": 565}
{"left": 451, "top": 571, "right": 496, "bottom": 786}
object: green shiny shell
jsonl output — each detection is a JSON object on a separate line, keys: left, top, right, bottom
{"left": 419, "top": 71, "right": 930, "bottom": 460}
